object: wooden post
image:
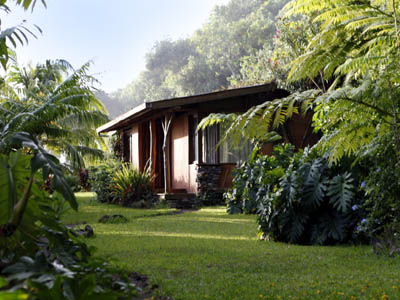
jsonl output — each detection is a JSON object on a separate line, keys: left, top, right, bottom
{"left": 198, "top": 127, "right": 203, "bottom": 164}
{"left": 149, "top": 121, "right": 153, "bottom": 173}
{"left": 151, "top": 119, "right": 157, "bottom": 189}
{"left": 161, "top": 113, "right": 173, "bottom": 194}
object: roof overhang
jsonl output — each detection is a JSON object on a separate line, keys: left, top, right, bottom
{"left": 97, "top": 83, "right": 278, "bottom": 134}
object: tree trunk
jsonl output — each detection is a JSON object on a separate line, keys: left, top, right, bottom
{"left": 161, "top": 114, "right": 173, "bottom": 194}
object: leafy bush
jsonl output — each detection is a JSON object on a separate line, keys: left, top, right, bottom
{"left": 257, "top": 148, "right": 366, "bottom": 245}
{"left": 353, "top": 134, "right": 400, "bottom": 254}
{"left": 360, "top": 135, "right": 400, "bottom": 232}
{"left": 226, "top": 144, "right": 367, "bottom": 245}
{"left": 112, "top": 164, "right": 155, "bottom": 208}
{"left": 0, "top": 154, "right": 138, "bottom": 299}
{"left": 1, "top": 214, "right": 138, "bottom": 299}
{"left": 225, "top": 144, "right": 294, "bottom": 214}
{"left": 65, "top": 173, "right": 80, "bottom": 192}
{"left": 88, "top": 161, "right": 121, "bottom": 203}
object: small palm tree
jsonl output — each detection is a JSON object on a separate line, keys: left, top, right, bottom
{"left": 0, "top": 59, "right": 109, "bottom": 170}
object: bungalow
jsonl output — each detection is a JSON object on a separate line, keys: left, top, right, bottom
{"left": 97, "top": 83, "right": 319, "bottom": 207}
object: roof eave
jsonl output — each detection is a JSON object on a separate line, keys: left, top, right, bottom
{"left": 97, "top": 102, "right": 151, "bottom": 133}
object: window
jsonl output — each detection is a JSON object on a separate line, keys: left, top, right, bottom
{"left": 219, "top": 124, "right": 253, "bottom": 164}
{"left": 188, "top": 116, "right": 199, "bottom": 164}
{"left": 202, "top": 124, "right": 218, "bottom": 164}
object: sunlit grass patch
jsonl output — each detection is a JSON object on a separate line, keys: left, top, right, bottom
{"left": 63, "top": 193, "right": 400, "bottom": 300}
{"left": 74, "top": 192, "right": 97, "bottom": 203}
{"left": 63, "top": 192, "right": 177, "bottom": 225}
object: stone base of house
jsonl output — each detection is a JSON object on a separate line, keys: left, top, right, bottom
{"left": 196, "top": 164, "right": 224, "bottom": 206}
{"left": 158, "top": 193, "right": 200, "bottom": 209}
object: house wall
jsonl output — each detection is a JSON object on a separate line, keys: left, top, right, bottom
{"left": 171, "top": 115, "right": 190, "bottom": 191}
{"left": 130, "top": 124, "right": 140, "bottom": 169}
{"left": 287, "top": 112, "right": 319, "bottom": 149}
{"left": 260, "top": 112, "right": 319, "bottom": 156}
{"left": 188, "top": 164, "right": 197, "bottom": 193}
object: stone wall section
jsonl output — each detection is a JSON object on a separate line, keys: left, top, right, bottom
{"left": 196, "top": 164, "right": 224, "bottom": 205}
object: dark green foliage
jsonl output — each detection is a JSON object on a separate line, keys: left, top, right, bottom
{"left": 1, "top": 217, "right": 138, "bottom": 299}
{"left": 359, "top": 134, "right": 400, "bottom": 240}
{"left": 372, "top": 224, "right": 400, "bottom": 257}
{"left": 88, "top": 161, "right": 121, "bottom": 203}
{"left": 64, "top": 173, "right": 80, "bottom": 193}
{"left": 282, "top": 0, "right": 400, "bottom": 253}
{"left": 0, "top": 160, "right": 138, "bottom": 299}
{"left": 226, "top": 144, "right": 294, "bottom": 214}
{"left": 257, "top": 148, "right": 363, "bottom": 245}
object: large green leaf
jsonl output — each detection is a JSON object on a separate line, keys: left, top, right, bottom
{"left": 301, "top": 159, "right": 328, "bottom": 208}
{"left": 312, "top": 212, "right": 349, "bottom": 244}
{"left": 280, "top": 167, "right": 299, "bottom": 205}
{"left": 10, "top": 132, "right": 77, "bottom": 210}
{"left": 0, "top": 152, "right": 31, "bottom": 225}
{"left": 327, "top": 172, "right": 354, "bottom": 213}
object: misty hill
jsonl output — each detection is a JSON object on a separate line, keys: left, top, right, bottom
{"left": 99, "top": 0, "right": 289, "bottom": 119}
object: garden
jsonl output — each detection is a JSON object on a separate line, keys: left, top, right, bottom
{"left": 59, "top": 193, "right": 400, "bottom": 300}
{"left": 1, "top": 0, "right": 400, "bottom": 299}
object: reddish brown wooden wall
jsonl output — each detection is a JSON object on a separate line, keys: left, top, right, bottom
{"left": 128, "top": 111, "right": 319, "bottom": 193}
{"left": 261, "top": 112, "right": 319, "bottom": 155}
{"left": 171, "top": 114, "right": 190, "bottom": 191}
{"left": 130, "top": 124, "right": 139, "bottom": 169}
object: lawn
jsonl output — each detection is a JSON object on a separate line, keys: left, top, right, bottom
{"left": 63, "top": 193, "right": 400, "bottom": 300}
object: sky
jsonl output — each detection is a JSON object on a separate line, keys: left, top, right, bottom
{"left": 3, "top": 0, "right": 230, "bottom": 92}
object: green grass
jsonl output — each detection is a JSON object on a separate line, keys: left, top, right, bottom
{"left": 64, "top": 193, "right": 400, "bottom": 300}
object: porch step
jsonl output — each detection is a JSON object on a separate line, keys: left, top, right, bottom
{"left": 158, "top": 193, "right": 200, "bottom": 209}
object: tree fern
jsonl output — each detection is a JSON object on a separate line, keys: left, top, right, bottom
{"left": 198, "top": 89, "right": 319, "bottom": 148}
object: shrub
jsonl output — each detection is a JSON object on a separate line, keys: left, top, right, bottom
{"left": 64, "top": 173, "right": 80, "bottom": 192}
{"left": 0, "top": 156, "right": 138, "bottom": 299}
{"left": 88, "top": 161, "right": 121, "bottom": 203}
{"left": 355, "top": 134, "right": 400, "bottom": 254}
{"left": 257, "top": 148, "right": 366, "bottom": 245}
{"left": 112, "top": 164, "right": 155, "bottom": 208}
{"left": 225, "top": 144, "right": 294, "bottom": 214}
{"left": 226, "top": 144, "right": 367, "bottom": 245}
{"left": 1, "top": 210, "right": 138, "bottom": 299}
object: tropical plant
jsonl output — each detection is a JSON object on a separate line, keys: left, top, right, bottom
{"left": 358, "top": 134, "right": 400, "bottom": 237}
{"left": 88, "top": 160, "right": 122, "bottom": 203}
{"left": 226, "top": 143, "right": 294, "bottom": 214}
{"left": 280, "top": 0, "right": 400, "bottom": 163}
{"left": 0, "top": 1, "right": 141, "bottom": 298}
{"left": 0, "top": 0, "right": 46, "bottom": 69}
{"left": 0, "top": 59, "right": 109, "bottom": 170}
{"left": 112, "top": 164, "right": 155, "bottom": 207}
{"left": 1, "top": 202, "right": 138, "bottom": 299}
{"left": 256, "top": 148, "right": 366, "bottom": 245}
{"left": 279, "top": 0, "right": 400, "bottom": 246}
{"left": 0, "top": 136, "right": 76, "bottom": 245}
